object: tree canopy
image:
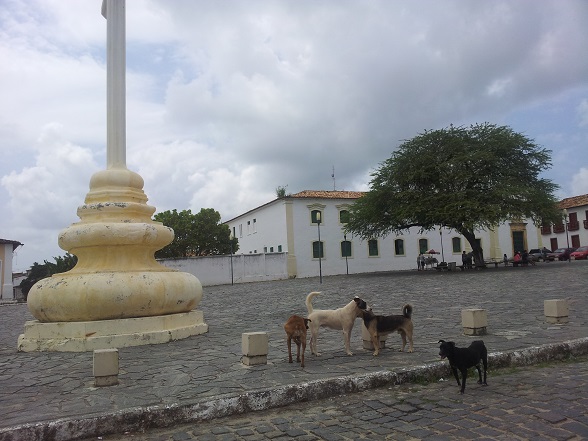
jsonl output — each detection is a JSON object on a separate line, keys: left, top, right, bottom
{"left": 154, "top": 208, "right": 238, "bottom": 258}
{"left": 20, "top": 253, "right": 78, "bottom": 299}
{"left": 346, "top": 123, "right": 560, "bottom": 266}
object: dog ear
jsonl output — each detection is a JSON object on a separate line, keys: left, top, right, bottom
{"left": 438, "top": 339, "right": 445, "bottom": 344}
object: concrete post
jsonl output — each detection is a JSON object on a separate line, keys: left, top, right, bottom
{"left": 242, "top": 332, "right": 268, "bottom": 366}
{"left": 93, "top": 348, "right": 119, "bottom": 386}
{"left": 462, "top": 309, "right": 487, "bottom": 336}
{"left": 544, "top": 299, "right": 569, "bottom": 324}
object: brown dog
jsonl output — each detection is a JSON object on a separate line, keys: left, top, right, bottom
{"left": 360, "top": 304, "right": 414, "bottom": 356}
{"left": 284, "top": 315, "right": 311, "bottom": 367}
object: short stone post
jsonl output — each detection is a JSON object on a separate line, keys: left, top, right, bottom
{"left": 544, "top": 299, "right": 569, "bottom": 324}
{"left": 361, "top": 324, "right": 386, "bottom": 350}
{"left": 242, "top": 332, "right": 268, "bottom": 366}
{"left": 93, "top": 348, "right": 119, "bottom": 387}
{"left": 462, "top": 309, "right": 487, "bottom": 336}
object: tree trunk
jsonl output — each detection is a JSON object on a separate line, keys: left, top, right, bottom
{"left": 461, "top": 230, "right": 485, "bottom": 267}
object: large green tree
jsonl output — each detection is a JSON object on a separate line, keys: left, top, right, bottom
{"left": 154, "top": 208, "right": 238, "bottom": 258}
{"left": 346, "top": 123, "right": 561, "bottom": 266}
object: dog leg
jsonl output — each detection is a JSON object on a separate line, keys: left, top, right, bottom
{"left": 482, "top": 357, "right": 488, "bottom": 385}
{"left": 343, "top": 330, "right": 353, "bottom": 356}
{"left": 371, "top": 332, "right": 380, "bottom": 356}
{"left": 451, "top": 366, "right": 461, "bottom": 387}
{"left": 287, "top": 337, "right": 293, "bottom": 363}
{"left": 399, "top": 331, "right": 407, "bottom": 352}
{"left": 459, "top": 368, "right": 468, "bottom": 394}
{"left": 310, "top": 331, "right": 320, "bottom": 356}
{"left": 475, "top": 363, "right": 483, "bottom": 384}
{"left": 301, "top": 339, "right": 306, "bottom": 368}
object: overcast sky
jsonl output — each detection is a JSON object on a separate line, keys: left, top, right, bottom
{"left": 1, "top": 0, "right": 587, "bottom": 272}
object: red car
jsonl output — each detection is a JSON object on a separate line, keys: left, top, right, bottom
{"left": 547, "top": 248, "right": 576, "bottom": 261}
{"left": 570, "top": 246, "right": 588, "bottom": 260}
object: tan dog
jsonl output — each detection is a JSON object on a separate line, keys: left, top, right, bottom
{"left": 306, "top": 291, "right": 368, "bottom": 356}
{"left": 360, "top": 304, "right": 413, "bottom": 356}
{"left": 284, "top": 315, "right": 311, "bottom": 367}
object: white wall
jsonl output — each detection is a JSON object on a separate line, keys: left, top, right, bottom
{"left": 160, "top": 253, "right": 289, "bottom": 286}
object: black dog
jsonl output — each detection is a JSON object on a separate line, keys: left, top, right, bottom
{"left": 438, "top": 340, "right": 488, "bottom": 394}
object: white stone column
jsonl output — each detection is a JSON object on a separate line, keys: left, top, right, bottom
{"left": 102, "top": 0, "right": 126, "bottom": 169}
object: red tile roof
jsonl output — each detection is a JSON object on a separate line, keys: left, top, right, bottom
{"left": 558, "top": 194, "right": 588, "bottom": 210}
{"left": 291, "top": 190, "right": 365, "bottom": 199}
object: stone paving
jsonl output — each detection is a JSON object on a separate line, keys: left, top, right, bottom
{"left": 95, "top": 357, "right": 588, "bottom": 441}
{"left": 0, "top": 261, "right": 587, "bottom": 440}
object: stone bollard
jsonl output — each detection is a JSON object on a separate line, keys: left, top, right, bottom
{"left": 93, "top": 348, "right": 119, "bottom": 387}
{"left": 361, "top": 324, "right": 386, "bottom": 350}
{"left": 461, "top": 309, "right": 487, "bottom": 336}
{"left": 242, "top": 332, "right": 268, "bottom": 366}
{"left": 544, "top": 299, "right": 569, "bottom": 324}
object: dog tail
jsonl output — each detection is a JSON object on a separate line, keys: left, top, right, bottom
{"left": 306, "top": 291, "right": 321, "bottom": 314}
{"left": 403, "top": 304, "right": 413, "bottom": 319}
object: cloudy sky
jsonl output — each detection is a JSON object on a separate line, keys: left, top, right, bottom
{"left": 1, "top": 0, "right": 587, "bottom": 272}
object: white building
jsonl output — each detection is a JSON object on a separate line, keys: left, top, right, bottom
{"left": 224, "top": 190, "right": 549, "bottom": 278}
{"left": 541, "top": 194, "right": 588, "bottom": 251}
{"left": 1, "top": 238, "right": 23, "bottom": 300}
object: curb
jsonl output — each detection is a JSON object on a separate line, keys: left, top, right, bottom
{"left": 2, "top": 337, "right": 588, "bottom": 441}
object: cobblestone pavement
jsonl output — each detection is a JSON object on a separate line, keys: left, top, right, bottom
{"left": 94, "top": 357, "right": 588, "bottom": 441}
{"left": 1, "top": 261, "right": 587, "bottom": 440}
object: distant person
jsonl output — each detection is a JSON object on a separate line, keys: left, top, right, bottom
{"left": 522, "top": 250, "right": 529, "bottom": 266}
{"left": 417, "top": 254, "right": 422, "bottom": 271}
{"left": 462, "top": 251, "right": 468, "bottom": 268}
{"left": 419, "top": 253, "right": 426, "bottom": 271}
{"left": 503, "top": 254, "right": 508, "bottom": 266}
{"left": 513, "top": 251, "right": 522, "bottom": 266}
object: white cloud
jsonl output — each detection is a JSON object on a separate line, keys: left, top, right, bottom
{"left": 571, "top": 168, "right": 588, "bottom": 196}
{"left": 578, "top": 99, "right": 588, "bottom": 127}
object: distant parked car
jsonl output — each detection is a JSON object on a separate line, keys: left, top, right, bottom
{"left": 528, "top": 248, "right": 551, "bottom": 262}
{"left": 546, "top": 248, "right": 577, "bottom": 261}
{"left": 570, "top": 246, "right": 588, "bottom": 260}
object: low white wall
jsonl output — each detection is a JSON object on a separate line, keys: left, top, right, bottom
{"left": 159, "top": 253, "right": 289, "bottom": 287}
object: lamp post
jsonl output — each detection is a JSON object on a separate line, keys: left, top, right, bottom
{"left": 343, "top": 233, "right": 349, "bottom": 275}
{"left": 563, "top": 209, "right": 570, "bottom": 262}
{"left": 316, "top": 212, "right": 322, "bottom": 283}
{"left": 229, "top": 234, "right": 234, "bottom": 285}
{"left": 439, "top": 227, "right": 445, "bottom": 263}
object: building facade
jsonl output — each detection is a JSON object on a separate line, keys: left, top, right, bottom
{"left": 1, "top": 239, "right": 23, "bottom": 300}
{"left": 541, "top": 194, "right": 588, "bottom": 251}
{"left": 224, "top": 190, "right": 548, "bottom": 278}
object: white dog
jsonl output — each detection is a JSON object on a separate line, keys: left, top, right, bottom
{"left": 306, "top": 291, "right": 368, "bottom": 356}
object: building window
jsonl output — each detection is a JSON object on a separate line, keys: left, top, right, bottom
{"left": 339, "top": 210, "right": 350, "bottom": 224}
{"left": 312, "top": 241, "right": 324, "bottom": 258}
{"left": 341, "top": 240, "right": 352, "bottom": 257}
{"left": 247, "top": 220, "right": 251, "bottom": 235}
{"left": 419, "top": 238, "right": 428, "bottom": 254}
{"left": 270, "top": 247, "right": 274, "bottom": 252}
{"left": 368, "top": 239, "right": 379, "bottom": 257}
{"left": 311, "top": 210, "right": 322, "bottom": 224}
{"left": 239, "top": 224, "right": 242, "bottom": 238}
{"left": 253, "top": 218, "right": 257, "bottom": 233}
{"left": 263, "top": 247, "right": 267, "bottom": 253}
{"left": 452, "top": 237, "right": 461, "bottom": 253}
{"left": 394, "top": 239, "right": 404, "bottom": 256}
{"left": 278, "top": 245, "right": 282, "bottom": 252}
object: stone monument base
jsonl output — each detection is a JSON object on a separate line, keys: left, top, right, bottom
{"left": 17, "top": 310, "right": 207, "bottom": 352}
